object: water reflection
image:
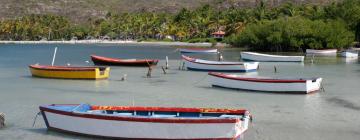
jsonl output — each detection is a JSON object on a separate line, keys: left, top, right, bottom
{"left": 94, "top": 80, "right": 109, "bottom": 89}
{"left": 342, "top": 57, "right": 359, "bottom": 64}
{"left": 303, "top": 92, "right": 323, "bottom": 128}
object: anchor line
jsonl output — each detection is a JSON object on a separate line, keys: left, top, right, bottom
{"left": 320, "top": 83, "right": 325, "bottom": 92}
{"left": 32, "top": 112, "right": 41, "bottom": 127}
{"left": 193, "top": 74, "right": 209, "bottom": 85}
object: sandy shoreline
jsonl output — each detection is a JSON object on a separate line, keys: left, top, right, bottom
{"left": 0, "top": 40, "right": 228, "bottom": 47}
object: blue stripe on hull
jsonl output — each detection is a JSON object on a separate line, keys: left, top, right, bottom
{"left": 186, "top": 67, "right": 257, "bottom": 72}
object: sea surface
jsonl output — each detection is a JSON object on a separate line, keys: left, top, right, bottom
{"left": 0, "top": 44, "right": 359, "bottom": 140}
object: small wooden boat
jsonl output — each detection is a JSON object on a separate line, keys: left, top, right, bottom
{"left": 29, "top": 65, "right": 110, "bottom": 80}
{"left": 182, "top": 55, "right": 259, "bottom": 72}
{"left": 91, "top": 55, "right": 159, "bottom": 67}
{"left": 209, "top": 72, "right": 322, "bottom": 94}
{"left": 240, "top": 52, "right": 304, "bottom": 62}
{"left": 179, "top": 48, "right": 218, "bottom": 53}
{"left": 306, "top": 49, "right": 337, "bottom": 56}
{"left": 39, "top": 104, "right": 251, "bottom": 139}
{"left": 341, "top": 50, "right": 358, "bottom": 58}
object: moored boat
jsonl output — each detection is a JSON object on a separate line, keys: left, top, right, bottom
{"left": 39, "top": 104, "right": 251, "bottom": 140}
{"left": 29, "top": 64, "right": 110, "bottom": 80}
{"left": 179, "top": 48, "right": 218, "bottom": 53}
{"left": 340, "top": 50, "right": 358, "bottom": 58}
{"left": 182, "top": 55, "right": 259, "bottom": 72}
{"left": 208, "top": 72, "right": 322, "bottom": 94}
{"left": 91, "top": 55, "right": 159, "bottom": 66}
{"left": 306, "top": 49, "right": 337, "bottom": 56}
{"left": 240, "top": 52, "right": 304, "bottom": 62}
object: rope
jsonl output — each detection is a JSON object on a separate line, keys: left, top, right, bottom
{"left": 320, "top": 83, "right": 325, "bottom": 92}
{"left": 32, "top": 112, "right": 41, "bottom": 127}
{"left": 145, "top": 59, "right": 151, "bottom": 67}
{"left": 0, "top": 112, "right": 4, "bottom": 128}
{"left": 192, "top": 74, "right": 209, "bottom": 85}
{"left": 171, "top": 48, "right": 179, "bottom": 53}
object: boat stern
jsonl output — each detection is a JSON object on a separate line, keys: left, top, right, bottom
{"left": 95, "top": 67, "right": 110, "bottom": 79}
{"left": 306, "top": 78, "right": 323, "bottom": 93}
{"left": 243, "top": 62, "right": 259, "bottom": 72}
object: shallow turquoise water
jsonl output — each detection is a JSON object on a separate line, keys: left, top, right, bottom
{"left": 0, "top": 44, "right": 359, "bottom": 140}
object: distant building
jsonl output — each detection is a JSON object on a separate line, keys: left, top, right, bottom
{"left": 211, "top": 31, "right": 225, "bottom": 39}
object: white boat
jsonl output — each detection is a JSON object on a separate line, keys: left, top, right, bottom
{"left": 341, "top": 50, "right": 358, "bottom": 58}
{"left": 39, "top": 104, "right": 251, "bottom": 139}
{"left": 182, "top": 55, "right": 259, "bottom": 72}
{"left": 209, "top": 72, "right": 323, "bottom": 94}
{"left": 240, "top": 52, "right": 304, "bottom": 62}
{"left": 306, "top": 49, "right": 337, "bottom": 56}
{"left": 179, "top": 48, "right": 218, "bottom": 53}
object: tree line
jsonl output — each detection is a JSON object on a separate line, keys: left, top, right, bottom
{"left": 0, "top": 0, "right": 360, "bottom": 51}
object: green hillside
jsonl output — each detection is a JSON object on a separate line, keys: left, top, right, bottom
{"left": 0, "top": 0, "right": 336, "bottom": 22}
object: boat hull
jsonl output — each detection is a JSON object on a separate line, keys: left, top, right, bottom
{"left": 209, "top": 73, "right": 322, "bottom": 94}
{"left": 306, "top": 49, "right": 337, "bottom": 56}
{"left": 182, "top": 55, "right": 259, "bottom": 72}
{"left": 179, "top": 48, "right": 218, "bottom": 53}
{"left": 341, "top": 51, "right": 358, "bottom": 58}
{"left": 91, "top": 55, "right": 158, "bottom": 67}
{"left": 29, "top": 65, "right": 110, "bottom": 80}
{"left": 40, "top": 105, "right": 250, "bottom": 140}
{"left": 240, "top": 52, "right": 304, "bottom": 62}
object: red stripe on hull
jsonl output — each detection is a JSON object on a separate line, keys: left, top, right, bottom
{"left": 91, "top": 55, "right": 158, "bottom": 66}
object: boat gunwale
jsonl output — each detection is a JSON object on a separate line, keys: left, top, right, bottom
{"left": 40, "top": 105, "right": 248, "bottom": 124}
{"left": 29, "top": 65, "right": 108, "bottom": 71}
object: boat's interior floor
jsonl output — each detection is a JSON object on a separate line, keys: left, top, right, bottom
{"left": 46, "top": 104, "right": 245, "bottom": 119}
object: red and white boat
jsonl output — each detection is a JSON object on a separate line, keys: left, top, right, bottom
{"left": 209, "top": 72, "right": 323, "bottom": 94}
{"left": 182, "top": 55, "right": 259, "bottom": 72}
{"left": 91, "top": 55, "right": 159, "bottom": 67}
{"left": 179, "top": 48, "right": 218, "bottom": 53}
{"left": 39, "top": 104, "right": 251, "bottom": 140}
{"left": 306, "top": 49, "right": 337, "bottom": 56}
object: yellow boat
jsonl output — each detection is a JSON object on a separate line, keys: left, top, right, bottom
{"left": 29, "top": 64, "right": 110, "bottom": 80}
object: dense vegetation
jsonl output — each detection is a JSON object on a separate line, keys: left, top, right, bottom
{"left": 0, "top": 0, "right": 360, "bottom": 51}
